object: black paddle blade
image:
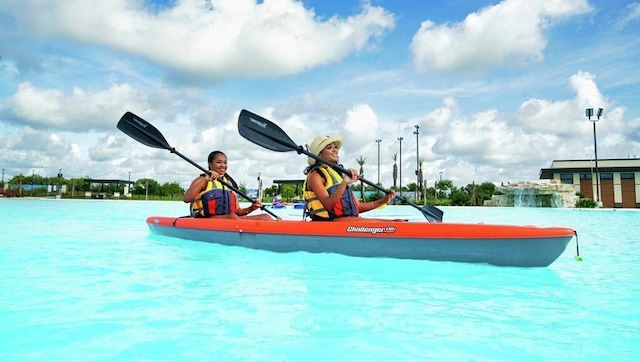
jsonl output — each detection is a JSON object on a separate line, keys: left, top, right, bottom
{"left": 238, "top": 109, "right": 298, "bottom": 152}
{"left": 117, "top": 111, "right": 172, "bottom": 151}
{"left": 422, "top": 205, "right": 444, "bottom": 223}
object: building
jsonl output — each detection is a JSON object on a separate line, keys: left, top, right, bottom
{"left": 539, "top": 158, "right": 640, "bottom": 208}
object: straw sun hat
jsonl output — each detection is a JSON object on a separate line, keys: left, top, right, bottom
{"left": 306, "top": 135, "right": 343, "bottom": 166}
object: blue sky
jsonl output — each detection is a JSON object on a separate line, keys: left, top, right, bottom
{"left": 1, "top": 0, "right": 639, "bottom": 191}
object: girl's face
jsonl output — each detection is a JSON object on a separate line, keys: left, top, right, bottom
{"left": 209, "top": 153, "right": 228, "bottom": 175}
{"left": 319, "top": 142, "right": 340, "bottom": 163}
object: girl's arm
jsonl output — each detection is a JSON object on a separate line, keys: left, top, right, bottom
{"left": 183, "top": 175, "right": 207, "bottom": 203}
{"left": 358, "top": 191, "right": 395, "bottom": 213}
{"left": 183, "top": 171, "right": 220, "bottom": 203}
{"left": 308, "top": 169, "right": 356, "bottom": 211}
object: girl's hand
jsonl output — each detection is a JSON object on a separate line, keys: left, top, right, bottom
{"left": 250, "top": 200, "right": 263, "bottom": 210}
{"left": 343, "top": 168, "right": 360, "bottom": 185}
{"left": 382, "top": 191, "right": 396, "bottom": 203}
{"left": 207, "top": 171, "right": 220, "bottom": 180}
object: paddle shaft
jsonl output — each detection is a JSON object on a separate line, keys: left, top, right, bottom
{"left": 300, "top": 147, "right": 423, "bottom": 208}
{"left": 119, "top": 112, "right": 279, "bottom": 219}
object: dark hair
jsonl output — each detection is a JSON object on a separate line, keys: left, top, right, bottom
{"left": 207, "top": 150, "right": 225, "bottom": 164}
{"left": 206, "top": 150, "right": 238, "bottom": 189}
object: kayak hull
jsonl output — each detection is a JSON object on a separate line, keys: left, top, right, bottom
{"left": 146, "top": 216, "right": 575, "bottom": 267}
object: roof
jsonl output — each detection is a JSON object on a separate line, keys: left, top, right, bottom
{"left": 539, "top": 158, "right": 640, "bottom": 179}
{"left": 272, "top": 179, "right": 305, "bottom": 185}
{"left": 84, "top": 178, "right": 134, "bottom": 185}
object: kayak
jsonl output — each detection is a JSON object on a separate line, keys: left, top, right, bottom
{"left": 146, "top": 216, "right": 576, "bottom": 267}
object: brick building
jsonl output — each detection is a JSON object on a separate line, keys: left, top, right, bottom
{"left": 539, "top": 158, "right": 640, "bottom": 208}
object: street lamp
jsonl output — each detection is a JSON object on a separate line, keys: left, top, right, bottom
{"left": 1, "top": 168, "right": 4, "bottom": 190}
{"left": 585, "top": 107, "right": 604, "bottom": 207}
{"left": 57, "top": 168, "right": 62, "bottom": 197}
{"left": 398, "top": 137, "right": 403, "bottom": 198}
{"left": 128, "top": 171, "right": 131, "bottom": 196}
{"left": 375, "top": 139, "right": 382, "bottom": 185}
{"left": 413, "top": 124, "right": 420, "bottom": 201}
{"left": 31, "top": 170, "right": 35, "bottom": 196}
{"left": 257, "top": 172, "right": 262, "bottom": 200}
{"left": 437, "top": 171, "right": 443, "bottom": 200}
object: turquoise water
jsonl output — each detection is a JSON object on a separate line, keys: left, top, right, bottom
{"left": 1, "top": 199, "right": 638, "bottom": 361}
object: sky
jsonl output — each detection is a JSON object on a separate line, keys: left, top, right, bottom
{"left": 1, "top": 0, "right": 640, "bottom": 191}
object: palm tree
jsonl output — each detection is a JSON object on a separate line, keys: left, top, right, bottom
{"left": 356, "top": 155, "right": 366, "bottom": 201}
{"left": 418, "top": 159, "right": 424, "bottom": 202}
{"left": 392, "top": 153, "right": 398, "bottom": 190}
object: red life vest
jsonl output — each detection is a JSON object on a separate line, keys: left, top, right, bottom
{"left": 190, "top": 178, "right": 238, "bottom": 217}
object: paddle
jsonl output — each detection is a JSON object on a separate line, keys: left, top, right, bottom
{"left": 237, "top": 109, "right": 444, "bottom": 222}
{"left": 117, "top": 111, "right": 279, "bottom": 220}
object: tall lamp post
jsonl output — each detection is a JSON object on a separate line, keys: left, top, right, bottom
{"left": 57, "top": 168, "right": 62, "bottom": 198}
{"left": 375, "top": 139, "right": 382, "bottom": 185}
{"left": 437, "top": 171, "right": 443, "bottom": 200}
{"left": 413, "top": 124, "right": 420, "bottom": 201}
{"left": 1, "top": 168, "right": 4, "bottom": 191}
{"left": 128, "top": 171, "right": 131, "bottom": 197}
{"left": 585, "top": 107, "right": 604, "bottom": 207}
{"left": 31, "top": 170, "right": 35, "bottom": 196}
{"left": 398, "top": 137, "right": 403, "bottom": 198}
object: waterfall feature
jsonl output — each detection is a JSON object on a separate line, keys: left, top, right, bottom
{"left": 513, "top": 187, "right": 538, "bottom": 207}
{"left": 485, "top": 180, "right": 580, "bottom": 208}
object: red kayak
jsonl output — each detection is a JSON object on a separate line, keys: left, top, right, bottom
{"left": 146, "top": 216, "right": 575, "bottom": 267}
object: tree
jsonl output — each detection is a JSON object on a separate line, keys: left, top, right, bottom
{"left": 263, "top": 185, "right": 279, "bottom": 198}
{"left": 435, "top": 179, "right": 453, "bottom": 199}
{"left": 417, "top": 159, "right": 424, "bottom": 202}
{"left": 133, "top": 178, "right": 160, "bottom": 198}
{"left": 161, "top": 181, "right": 184, "bottom": 199}
{"left": 392, "top": 153, "right": 398, "bottom": 190}
{"left": 466, "top": 182, "right": 496, "bottom": 206}
{"left": 356, "top": 155, "right": 366, "bottom": 201}
{"left": 280, "top": 184, "right": 298, "bottom": 201}
{"left": 450, "top": 187, "right": 472, "bottom": 206}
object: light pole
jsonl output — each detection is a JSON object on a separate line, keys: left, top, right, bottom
{"left": 375, "top": 139, "right": 382, "bottom": 185}
{"left": 586, "top": 107, "right": 603, "bottom": 207}
{"left": 57, "top": 168, "right": 62, "bottom": 198}
{"left": 31, "top": 170, "right": 35, "bottom": 196}
{"left": 1, "top": 168, "right": 4, "bottom": 191}
{"left": 398, "top": 137, "right": 403, "bottom": 198}
{"left": 434, "top": 179, "right": 438, "bottom": 203}
{"left": 438, "top": 171, "right": 443, "bottom": 200}
{"left": 413, "top": 124, "right": 420, "bottom": 201}
{"left": 128, "top": 171, "right": 131, "bottom": 197}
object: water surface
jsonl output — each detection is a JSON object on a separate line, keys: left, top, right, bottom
{"left": 1, "top": 199, "right": 638, "bottom": 360}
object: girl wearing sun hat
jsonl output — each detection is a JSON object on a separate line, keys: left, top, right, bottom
{"left": 303, "top": 135, "right": 395, "bottom": 221}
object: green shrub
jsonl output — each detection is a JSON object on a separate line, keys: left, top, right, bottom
{"left": 575, "top": 198, "right": 596, "bottom": 208}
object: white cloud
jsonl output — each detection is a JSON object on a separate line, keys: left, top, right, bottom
{"left": 2, "top": 0, "right": 394, "bottom": 79}
{"left": 410, "top": 0, "right": 592, "bottom": 74}
{"left": 404, "top": 69, "right": 636, "bottom": 184}
{"left": 5, "top": 82, "right": 148, "bottom": 131}
{"left": 343, "top": 104, "right": 378, "bottom": 150}
{"left": 616, "top": 2, "right": 640, "bottom": 29}
{"left": 570, "top": 70, "right": 606, "bottom": 111}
